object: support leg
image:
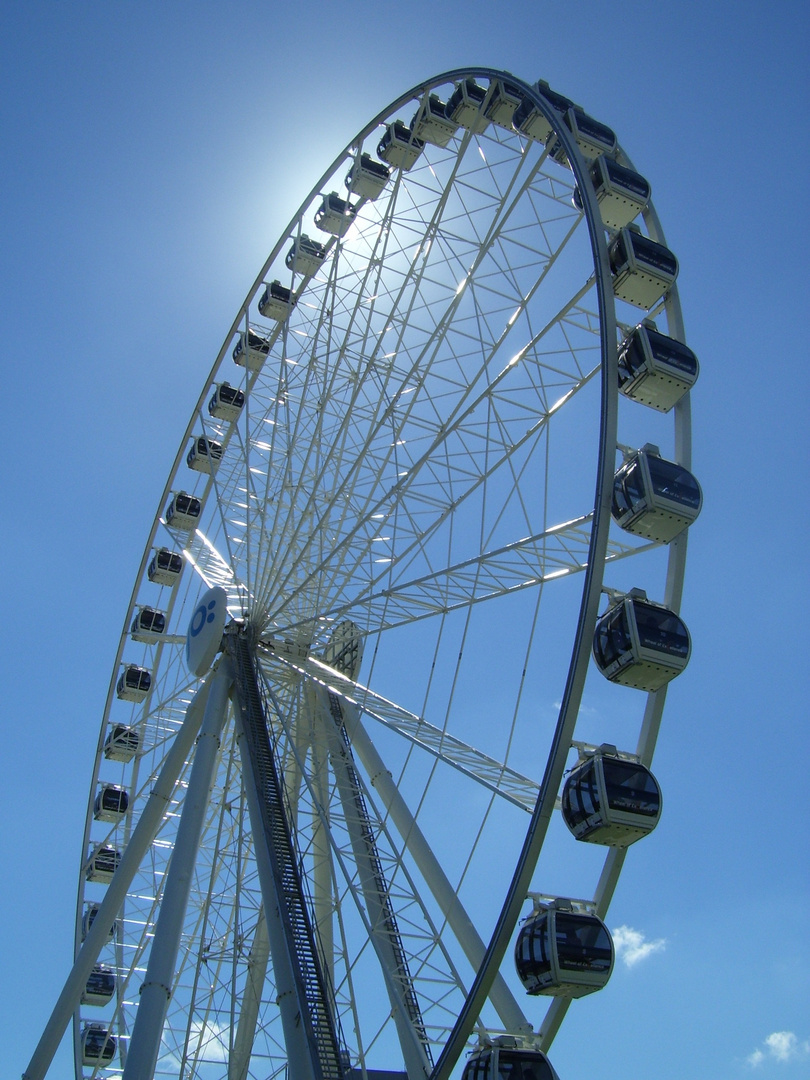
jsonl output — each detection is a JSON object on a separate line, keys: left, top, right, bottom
{"left": 122, "top": 660, "right": 233, "bottom": 1080}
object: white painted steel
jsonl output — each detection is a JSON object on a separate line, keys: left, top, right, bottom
{"left": 318, "top": 688, "right": 432, "bottom": 1079}
{"left": 336, "top": 696, "right": 530, "bottom": 1036}
{"left": 122, "top": 661, "right": 233, "bottom": 1080}
{"left": 23, "top": 677, "right": 213, "bottom": 1080}
{"left": 32, "top": 67, "right": 693, "bottom": 1080}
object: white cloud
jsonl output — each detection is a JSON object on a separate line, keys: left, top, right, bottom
{"left": 188, "top": 1019, "right": 230, "bottom": 1063}
{"left": 611, "top": 924, "right": 666, "bottom": 967}
{"left": 156, "top": 1022, "right": 232, "bottom": 1071}
{"left": 552, "top": 699, "right": 599, "bottom": 717}
{"left": 747, "top": 1031, "right": 810, "bottom": 1067}
{"left": 767, "top": 1033, "right": 799, "bottom": 1062}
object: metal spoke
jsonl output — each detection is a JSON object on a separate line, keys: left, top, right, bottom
{"left": 259, "top": 648, "right": 540, "bottom": 813}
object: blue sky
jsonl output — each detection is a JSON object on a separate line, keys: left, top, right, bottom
{"left": 2, "top": 2, "right": 808, "bottom": 1079}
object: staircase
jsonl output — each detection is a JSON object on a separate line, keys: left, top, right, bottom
{"left": 326, "top": 690, "right": 432, "bottom": 1068}
{"left": 229, "top": 630, "right": 344, "bottom": 1080}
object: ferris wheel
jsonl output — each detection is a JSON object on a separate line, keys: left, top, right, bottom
{"left": 25, "top": 67, "right": 701, "bottom": 1080}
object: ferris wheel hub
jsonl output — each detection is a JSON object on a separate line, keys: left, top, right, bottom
{"left": 185, "top": 585, "right": 229, "bottom": 676}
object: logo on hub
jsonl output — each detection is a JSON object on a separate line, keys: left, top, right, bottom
{"left": 185, "top": 587, "right": 228, "bottom": 677}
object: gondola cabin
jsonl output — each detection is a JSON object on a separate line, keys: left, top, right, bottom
{"left": 562, "top": 748, "right": 662, "bottom": 846}
{"left": 345, "top": 153, "right": 391, "bottom": 200}
{"left": 410, "top": 93, "right": 458, "bottom": 147}
{"left": 515, "top": 903, "right": 613, "bottom": 997}
{"left": 81, "top": 1024, "right": 116, "bottom": 1066}
{"left": 612, "top": 445, "right": 702, "bottom": 542}
{"left": 485, "top": 80, "right": 524, "bottom": 129}
{"left": 165, "top": 491, "right": 201, "bottom": 531}
{"left": 148, "top": 546, "right": 183, "bottom": 586}
{"left": 609, "top": 227, "right": 678, "bottom": 309}
{"left": 130, "top": 605, "right": 167, "bottom": 643}
{"left": 512, "top": 80, "right": 575, "bottom": 144}
{"left": 461, "top": 1043, "right": 560, "bottom": 1080}
{"left": 209, "top": 382, "right": 245, "bottom": 422}
{"left": 82, "top": 903, "right": 119, "bottom": 942}
{"left": 258, "top": 280, "right": 295, "bottom": 322}
{"left": 593, "top": 590, "right": 691, "bottom": 691}
{"left": 574, "top": 155, "right": 651, "bottom": 231}
{"left": 315, "top": 192, "right": 357, "bottom": 237}
{"left": 377, "top": 122, "right": 425, "bottom": 171}
{"left": 285, "top": 234, "right": 327, "bottom": 278}
{"left": 550, "top": 107, "right": 617, "bottom": 164}
{"left": 116, "top": 664, "right": 151, "bottom": 702}
{"left": 94, "top": 783, "right": 129, "bottom": 823}
{"left": 511, "top": 96, "right": 553, "bottom": 144}
{"left": 233, "top": 327, "right": 271, "bottom": 371}
{"left": 81, "top": 964, "right": 116, "bottom": 1007}
{"left": 103, "top": 723, "right": 139, "bottom": 762}
{"left": 445, "top": 79, "right": 489, "bottom": 133}
{"left": 187, "top": 435, "right": 223, "bottom": 474}
{"left": 85, "top": 844, "right": 122, "bottom": 884}
{"left": 618, "top": 321, "right": 699, "bottom": 411}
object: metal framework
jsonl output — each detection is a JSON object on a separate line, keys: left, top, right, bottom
{"left": 24, "top": 66, "right": 693, "bottom": 1080}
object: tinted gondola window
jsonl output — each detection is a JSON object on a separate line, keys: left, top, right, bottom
{"left": 535, "top": 83, "right": 574, "bottom": 114}
{"left": 555, "top": 914, "right": 612, "bottom": 973}
{"left": 516, "top": 917, "right": 552, "bottom": 974}
{"left": 149, "top": 547, "right": 183, "bottom": 582}
{"left": 647, "top": 456, "right": 701, "bottom": 508}
{"left": 132, "top": 607, "right": 166, "bottom": 636}
{"left": 447, "top": 79, "right": 486, "bottom": 113}
{"left": 612, "top": 460, "right": 646, "bottom": 517}
{"left": 176, "top": 493, "right": 200, "bottom": 515}
{"left": 219, "top": 384, "right": 243, "bottom": 406}
{"left": 634, "top": 601, "right": 689, "bottom": 657}
{"left": 94, "top": 784, "right": 129, "bottom": 818}
{"left": 561, "top": 761, "right": 599, "bottom": 827}
{"left": 628, "top": 233, "right": 677, "bottom": 276}
{"left": 461, "top": 1052, "right": 489, "bottom": 1080}
{"left": 85, "top": 964, "right": 115, "bottom": 998}
{"left": 106, "top": 723, "right": 138, "bottom": 751}
{"left": 609, "top": 231, "right": 630, "bottom": 274}
{"left": 82, "top": 1025, "right": 116, "bottom": 1063}
{"left": 123, "top": 666, "right": 150, "bottom": 691}
{"left": 593, "top": 606, "right": 631, "bottom": 669}
{"left": 618, "top": 330, "right": 647, "bottom": 385}
{"left": 646, "top": 326, "right": 698, "bottom": 374}
{"left": 498, "top": 1051, "right": 555, "bottom": 1080}
{"left": 603, "top": 760, "right": 660, "bottom": 816}
{"left": 462, "top": 1050, "right": 489, "bottom": 1080}
{"left": 600, "top": 157, "right": 650, "bottom": 200}
{"left": 462, "top": 1048, "right": 555, "bottom": 1080}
